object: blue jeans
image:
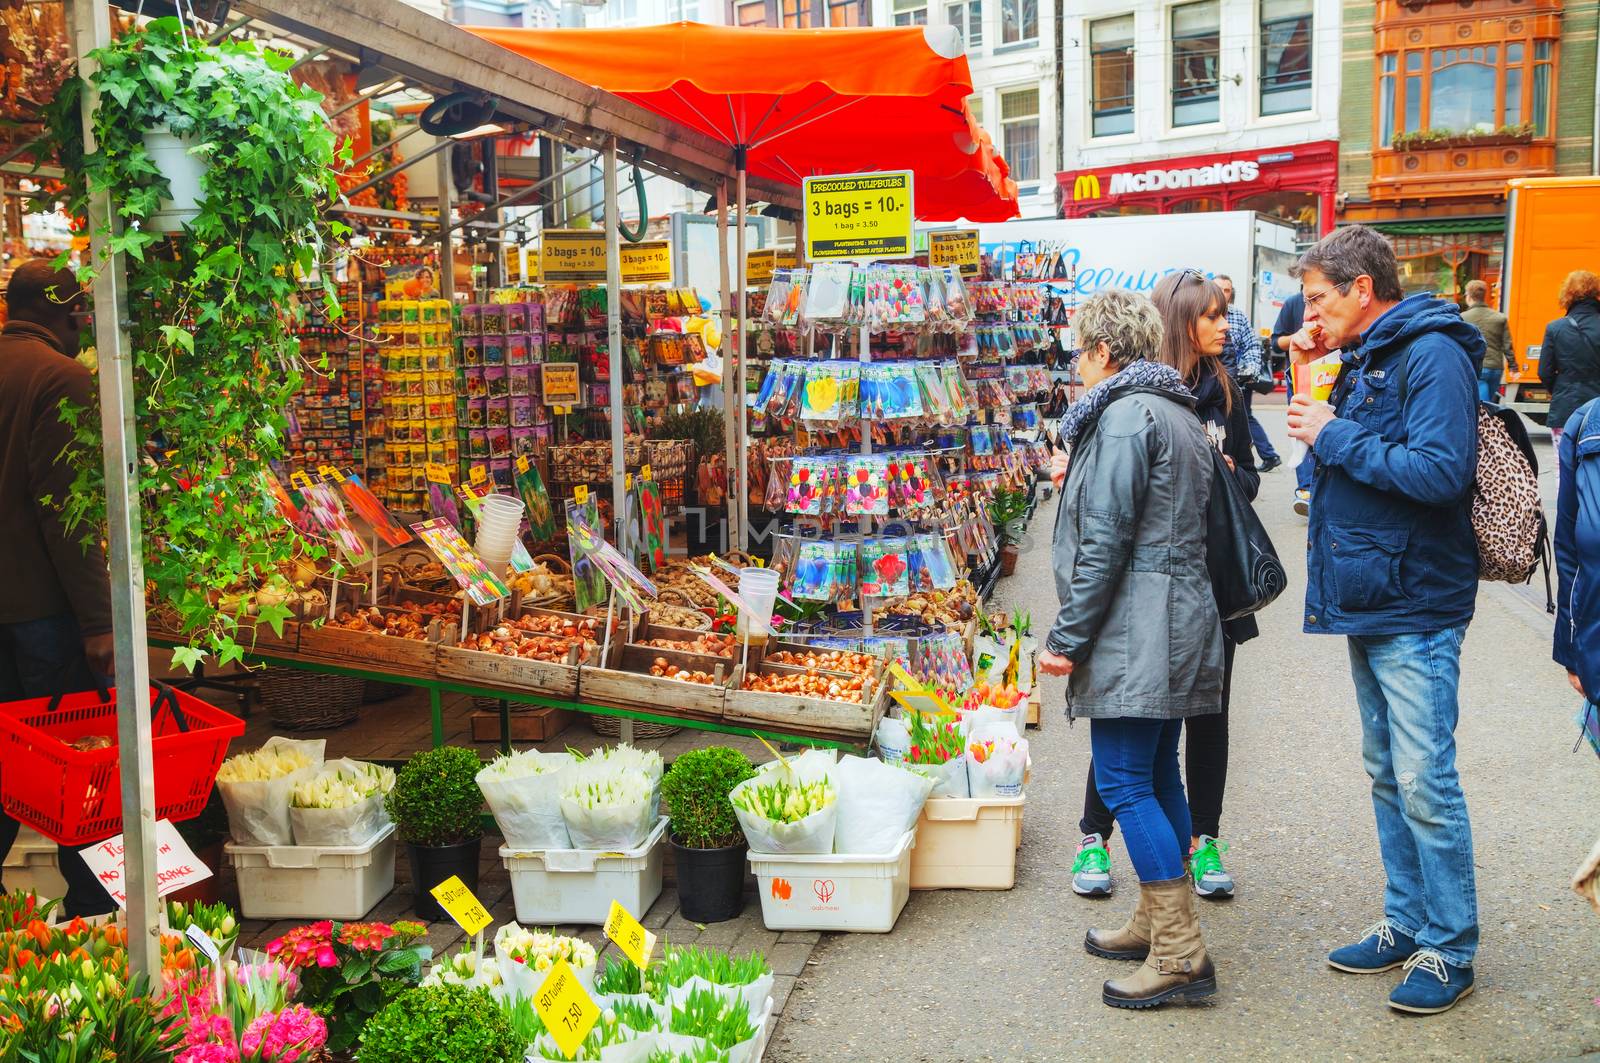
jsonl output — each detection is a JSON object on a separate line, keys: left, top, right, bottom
{"left": 1477, "top": 367, "right": 1503, "bottom": 403}
{"left": 1347, "top": 626, "right": 1478, "bottom": 967}
{"left": 0, "top": 614, "right": 116, "bottom": 917}
{"left": 1090, "top": 717, "right": 1190, "bottom": 882}
{"left": 1241, "top": 388, "right": 1280, "bottom": 462}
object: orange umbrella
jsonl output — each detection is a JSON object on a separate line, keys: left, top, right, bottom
{"left": 468, "top": 22, "right": 1018, "bottom": 221}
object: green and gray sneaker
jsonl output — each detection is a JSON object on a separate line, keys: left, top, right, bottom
{"left": 1191, "top": 835, "right": 1234, "bottom": 898}
{"left": 1072, "top": 833, "right": 1113, "bottom": 896}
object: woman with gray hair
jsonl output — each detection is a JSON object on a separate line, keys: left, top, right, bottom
{"left": 1040, "top": 288, "right": 1225, "bottom": 1009}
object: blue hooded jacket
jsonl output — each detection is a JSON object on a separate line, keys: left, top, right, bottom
{"left": 1554, "top": 399, "right": 1600, "bottom": 700}
{"left": 1304, "top": 293, "right": 1483, "bottom": 635}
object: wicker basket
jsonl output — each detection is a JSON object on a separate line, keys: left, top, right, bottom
{"left": 255, "top": 668, "right": 363, "bottom": 731}
{"left": 590, "top": 714, "right": 681, "bottom": 741}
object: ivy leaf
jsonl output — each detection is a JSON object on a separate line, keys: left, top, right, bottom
{"left": 145, "top": 63, "right": 178, "bottom": 101}
{"left": 256, "top": 601, "right": 294, "bottom": 638}
{"left": 170, "top": 645, "right": 207, "bottom": 672}
{"left": 159, "top": 324, "right": 194, "bottom": 355}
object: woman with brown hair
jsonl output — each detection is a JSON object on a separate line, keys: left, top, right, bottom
{"left": 1539, "top": 269, "right": 1600, "bottom": 447}
{"left": 1072, "top": 269, "right": 1259, "bottom": 904}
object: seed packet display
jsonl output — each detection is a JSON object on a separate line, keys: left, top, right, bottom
{"left": 786, "top": 457, "right": 825, "bottom": 515}
{"left": 514, "top": 458, "right": 555, "bottom": 540}
{"left": 565, "top": 496, "right": 609, "bottom": 612}
{"left": 792, "top": 539, "right": 855, "bottom": 603}
{"left": 913, "top": 532, "right": 958, "bottom": 590}
{"left": 844, "top": 455, "right": 888, "bottom": 516}
{"left": 859, "top": 538, "right": 909, "bottom": 598}
{"left": 338, "top": 473, "right": 411, "bottom": 547}
{"left": 752, "top": 359, "right": 784, "bottom": 412}
{"left": 801, "top": 261, "right": 852, "bottom": 329}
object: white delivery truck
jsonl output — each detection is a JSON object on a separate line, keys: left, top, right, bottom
{"left": 959, "top": 211, "right": 1301, "bottom": 350}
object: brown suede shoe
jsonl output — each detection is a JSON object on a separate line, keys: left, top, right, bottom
{"left": 1085, "top": 887, "right": 1151, "bottom": 960}
{"left": 1103, "top": 875, "right": 1217, "bottom": 1009}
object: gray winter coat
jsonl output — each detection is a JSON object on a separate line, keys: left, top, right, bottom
{"left": 1047, "top": 385, "right": 1225, "bottom": 720}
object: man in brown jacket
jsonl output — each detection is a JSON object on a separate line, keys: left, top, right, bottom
{"left": 1461, "top": 279, "right": 1514, "bottom": 403}
{"left": 0, "top": 260, "right": 115, "bottom": 915}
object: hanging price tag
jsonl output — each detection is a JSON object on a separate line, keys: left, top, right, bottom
{"left": 516, "top": 455, "right": 532, "bottom": 474}
{"left": 469, "top": 465, "right": 488, "bottom": 485}
{"left": 183, "top": 923, "right": 221, "bottom": 965}
{"left": 574, "top": 484, "right": 590, "bottom": 505}
{"left": 425, "top": 462, "right": 454, "bottom": 485}
{"left": 640, "top": 464, "right": 652, "bottom": 482}
{"left": 428, "top": 875, "right": 493, "bottom": 937}
{"left": 624, "top": 473, "right": 634, "bottom": 492}
{"left": 534, "top": 959, "right": 600, "bottom": 1060}
{"left": 604, "top": 900, "right": 657, "bottom": 970}
{"left": 289, "top": 471, "right": 315, "bottom": 491}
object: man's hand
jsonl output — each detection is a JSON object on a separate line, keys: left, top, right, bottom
{"left": 1287, "top": 394, "right": 1337, "bottom": 448}
{"left": 1287, "top": 325, "right": 1330, "bottom": 366}
{"left": 82, "top": 632, "right": 116, "bottom": 678}
{"left": 1049, "top": 448, "right": 1069, "bottom": 488}
{"left": 1038, "top": 649, "right": 1074, "bottom": 677}
{"left": 1570, "top": 671, "right": 1588, "bottom": 700}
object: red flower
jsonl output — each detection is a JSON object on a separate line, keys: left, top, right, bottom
{"left": 336, "top": 922, "right": 396, "bottom": 953}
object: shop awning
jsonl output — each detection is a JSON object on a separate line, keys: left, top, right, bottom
{"left": 467, "top": 22, "right": 1019, "bottom": 222}
{"left": 1367, "top": 217, "right": 1506, "bottom": 236}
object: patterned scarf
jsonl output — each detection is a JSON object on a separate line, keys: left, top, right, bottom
{"left": 1058, "top": 359, "right": 1192, "bottom": 457}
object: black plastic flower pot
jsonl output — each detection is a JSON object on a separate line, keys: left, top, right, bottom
{"left": 670, "top": 837, "right": 748, "bottom": 923}
{"left": 407, "top": 838, "right": 482, "bottom": 922}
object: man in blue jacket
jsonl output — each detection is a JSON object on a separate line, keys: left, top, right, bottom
{"left": 1553, "top": 398, "right": 1599, "bottom": 722}
{"left": 1285, "top": 225, "right": 1483, "bottom": 1016}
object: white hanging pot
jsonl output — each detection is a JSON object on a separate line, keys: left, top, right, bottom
{"left": 142, "top": 127, "right": 207, "bottom": 233}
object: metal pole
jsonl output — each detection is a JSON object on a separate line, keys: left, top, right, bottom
{"left": 482, "top": 142, "right": 502, "bottom": 289}
{"left": 437, "top": 145, "right": 455, "bottom": 301}
{"left": 68, "top": 0, "right": 158, "bottom": 980}
{"left": 716, "top": 179, "right": 736, "bottom": 550}
{"left": 602, "top": 137, "right": 634, "bottom": 747}
{"left": 734, "top": 163, "right": 749, "bottom": 551}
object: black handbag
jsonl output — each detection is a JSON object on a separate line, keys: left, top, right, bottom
{"left": 1204, "top": 447, "right": 1287, "bottom": 620}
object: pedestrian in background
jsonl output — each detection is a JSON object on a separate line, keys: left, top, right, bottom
{"left": 1217, "top": 274, "right": 1281, "bottom": 472}
{"left": 1271, "top": 291, "right": 1314, "bottom": 515}
{"left": 1552, "top": 393, "right": 1599, "bottom": 731}
{"left": 1538, "top": 270, "right": 1600, "bottom": 447}
{"left": 1072, "top": 270, "right": 1257, "bottom": 904}
{"left": 1040, "top": 288, "right": 1223, "bottom": 1010}
{"left": 0, "top": 261, "right": 117, "bottom": 918}
{"left": 1461, "top": 279, "right": 1514, "bottom": 403}
{"left": 1285, "top": 225, "right": 1482, "bottom": 1015}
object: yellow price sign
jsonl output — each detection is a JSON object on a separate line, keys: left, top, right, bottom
{"left": 542, "top": 363, "right": 582, "bottom": 407}
{"left": 540, "top": 230, "right": 673, "bottom": 284}
{"left": 745, "top": 249, "right": 776, "bottom": 285}
{"left": 573, "top": 484, "right": 590, "bottom": 505}
{"left": 886, "top": 661, "right": 954, "bottom": 716}
{"left": 624, "top": 473, "right": 634, "bottom": 492}
{"left": 604, "top": 900, "right": 657, "bottom": 971}
{"left": 639, "top": 464, "right": 652, "bottom": 482}
{"left": 289, "top": 471, "right": 314, "bottom": 491}
{"left": 516, "top": 455, "right": 532, "bottom": 474}
{"left": 803, "top": 170, "right": 914, "bottom": 261}
{"left": 534, "top": 959, "right": 600, "bottom": 1060}
{"left": 469, "top": 465, "right": 488, "bottom": 485}
{"left": 424, "top": 462, "right": 454, "bottom": 486}
{"left": 427, "top": 875, "right": 492, "bottom": 937}
{"left": 928, "top": 229, "right": 981, "bottom": 277}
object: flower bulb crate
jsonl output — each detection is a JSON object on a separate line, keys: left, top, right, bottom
{"left": 295, "top": 589, "right": 455, "bottom": 679}
{"left": 909, "top": 795, "right": 1026, "bottom": 890}
{"left": 225, "top": 821, "right": 396, "bottom": 920}
{"left": 1, "top": 826, "right": 66, "bottom": 901}
{"left": 748, "top": 829, "right": 915, "bottom": 933}
{"left": 499, "top": 816, "right": 668, "bottom": 926}
{"left": 579, "top": 644, "right": 731, "bottom": 722}
{"left": 723, "top": 662, "right": 885, "bottom": 743}
{"left": 438, "top": 607, "right": 605, "bottom": 700}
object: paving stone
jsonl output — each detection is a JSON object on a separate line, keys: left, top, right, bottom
{"left": 640, "top": 889, "right": 678, "bottom": 929}
{"left": 691, "top": 919, "right": 746, "bottom": 945}
{"left": 764, "top": 942, "right": 812, "bottom": 977}
{"left": 776, "top": 930, "right": 820, "bottom": 945}
{"left": 663, "top": 910, "right": 700, "bottom": 935}
{"left": 768, "top": 974, "right": 797, "bottom": 1016}
{"left": 734, "top": 928, "right": 779, "bottom": 953}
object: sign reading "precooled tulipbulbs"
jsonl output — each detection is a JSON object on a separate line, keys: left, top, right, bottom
{"left": 803, "top": 170, "right": 914, "bottom": 261}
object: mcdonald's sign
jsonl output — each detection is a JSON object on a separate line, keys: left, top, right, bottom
{"left": 1072, "top": 173, "right": 1102, "bottom": 201}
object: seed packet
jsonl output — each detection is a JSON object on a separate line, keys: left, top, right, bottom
{"left": 485, "top": 365, "right": 509, "bottom": 399}
{"left": 844, "top": 456, "right": 888, "bottom": 516}
{"left": 802, "top": 261, "right": 853, "bottom": 329}
{"left": 486, "top": 399, "right": 509, "bottom": 428}
{"left": 514, "top": 458, "right": 555, "bottom": 541}
{"left": 509, "top": 366, "right": 533, "bottom": 397}
{"left": 489, "top": 427, "right": 512, "bottom": 459}
{"left": 786, "top": 457, "right": 824, "bottom": 515}
{"left": 468, "top": 428, "right": 490, "bottom": 459}
{"left": 459, "top": 304, "right": 482, "bottom": 336}
{"left": 511, "top": 396, "right": 534, "bottom": 428}
{"left": 793, "top": 539, "right": 856, "bottom": 603}
{"left": 465, "top": 398, "right": 486, "bottom": 428}
{"left": 917, "top": 532, "right": 959, "bottom": 590}
{"left": 753, "top": 359, "right": 785, "bottom": 412}
{"left": 858, "top": 537, "right": 909, "bottom": 599}
{"left": 504, "top": 303, "right": 528, "bottom": 334}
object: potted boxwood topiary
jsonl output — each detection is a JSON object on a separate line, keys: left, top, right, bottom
{"left": 386, "top": 746, "right": 485, "bottom": 922}
{"left": 660, "top": 746, "right": 755, "bottom": 923}
{"left": 357, "top": 984, "right": 524, "bottom": 1063}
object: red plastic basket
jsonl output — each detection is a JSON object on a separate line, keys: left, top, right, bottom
{"left": 0, "top": 683, "right": 245, "bottom": 846}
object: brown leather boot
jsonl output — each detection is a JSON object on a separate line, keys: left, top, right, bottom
{"left": 1102, "top": 875, "right": 1217, "bottom": 1009}
{"left": 1084, "top": 887, "right": 1150, "bottom": 960}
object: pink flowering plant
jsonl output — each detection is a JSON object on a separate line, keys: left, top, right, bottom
{"left": 264, "top": 920, "right": 430, "bottom": 1053}
{"left": 167, "top": 960, "right": 327, "bottom": 1063}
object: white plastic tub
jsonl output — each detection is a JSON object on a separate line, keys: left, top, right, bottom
{"left": 500, "top": 816, "right": 667, "bottom": 926}
{"left": 225, "top": 822, "right": 396, "bottom": 920}
{"left": 910, "top": 794, "right": 1026, "bottom": 890}
{"left": 2, "top": 826, "right": 66, "bottom": 901}
{"left": 748, "top": 829, "right": 914, "bottom": 933}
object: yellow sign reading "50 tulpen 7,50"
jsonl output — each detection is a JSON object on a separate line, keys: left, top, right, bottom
{"left": 803, "top": 171, "right": 914, "bottom": 261}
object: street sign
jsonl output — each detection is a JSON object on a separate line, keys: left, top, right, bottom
{"left": 928, "top": 229, "right": 981, "bottom": 277}
{"left": 803, "top": 171, "right": 914, "bottom": 261}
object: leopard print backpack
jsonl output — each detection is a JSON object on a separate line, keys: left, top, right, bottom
{"left": 1473, "top": 403, "right": 1551, "bottom": 605}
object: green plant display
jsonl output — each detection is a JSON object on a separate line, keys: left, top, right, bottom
{"left": 1389, "top": 122, "right": 1534, "bottom": 151}
{"left": 650, "top": 407, "right": 725, "bottom": 464}
{"left": 357, "top": 984, "right": 524, "bottom": 1063}
{"left": 385, "top": 746, "right": 486, "bottom": 846}
{"left": 655, "top": 944, "right": 770, "bottom": 988}
{"left": 33, "top": 17, "right": 349, "bottom": 671}
{"left": 667, "top": 986, "right": 756, "bottom": 1050}
{"left": 987, "top": 487, "right": 1029, "bottom": 542}
{"left": 659, "top": 747, "right": 755, "bottom": 849}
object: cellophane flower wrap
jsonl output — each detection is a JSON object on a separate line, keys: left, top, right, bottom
{"left": 476, "top": 749, "right": 575, "bottom": 850}
{"left": 901, "top": 711, "right": 969, "bottom": 798}
{"left": 728, "top": 749, "right": 838, "bottom": 854}
{"left": 831, "top": 753, "right": 932, "bottom": 855}
{"left": 493, "top": 922, "right": 598, "bottom": 1001}
{"left": 288, "top": 757, "right": 395, "bottom": 846}
{"left": 420, "top": 943, "right": 504, "bottom": 991}
{"left": 558, "top": 758, "right": 657, "bottom": 851}
{"left": 216, "top": 737, "right": 326, "bottom": 846}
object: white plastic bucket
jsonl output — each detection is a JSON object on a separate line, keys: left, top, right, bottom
{"left": 736, "top": 567, "right": 780, "bottom": 642}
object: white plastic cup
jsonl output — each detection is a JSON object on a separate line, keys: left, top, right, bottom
{"left": 736, "top": 567, "right": 781, "bottom": 644}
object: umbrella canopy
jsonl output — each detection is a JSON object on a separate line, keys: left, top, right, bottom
{"left": 469, "top": 21, "right": 1018, "bottom": 222}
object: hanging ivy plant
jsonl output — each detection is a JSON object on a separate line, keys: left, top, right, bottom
{"left": 36, "top": 17, "right": 351, "bottom": 670}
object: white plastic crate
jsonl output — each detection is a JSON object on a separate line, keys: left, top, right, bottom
{"left": 500, "top": 816, "right": 667, "bottom": 926}
{"left": 2, "top": 826, "right": 66, "bottom": 901}
{"left": 910, "top": 794, "right": 1025, "bottom": 890}
{"left": 225, "top": 822, "right": 396, "bottom": 920}
{"left": 748, "top": 829, "right": 914, "bottom": 933}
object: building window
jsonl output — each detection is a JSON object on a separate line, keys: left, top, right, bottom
{"left": 734, "top": 0, "right": 767, "bottom": 26}
{"left": 1380, "top": 32, "right": 1557, "bottom": 143}
{"left": 781, "top": 0, "right": 813, "bottom": 27}
{"left": 828, "top": 0, "right": 865, "bottom": 25}
{"left": 946, "top": 0, "right": 981, "bottom": 49}
{"left": 892, "top": 0, "right": 926, "bottom": 26}
{"left": 1171, "top": 0, "right": 1221, "bottom": 127}
{"left": 967, "top": 93, "right": 983, "bottom": 128}
{"left": 1000, "top": 86, "right": 1039, "bottom": 183}
{"left": 669, "top": 0, "right": 702, "bottom": 19}
{"left": 1000, "top": 0, "right": 1036, "bottom": 44}
{"left": 1090, "top": 14, "right": 1135, "bottom": 137}
{"left": 1260, "top": 0, "right": 1312, "bottom": 115}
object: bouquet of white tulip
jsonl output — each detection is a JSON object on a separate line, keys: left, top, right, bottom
{"left": 216, "top": 736, "right": 325, "bottom": 846}
{"left": 477, "top": 748, "right": 575, "bottom": 850}
{"left": 558, "top": 759, "right": 658, "bottom": 851}
{"left": 728, "top": 749, "right": 840, "bottom": 855}
{"left": 289, "top": 758, "right": 395, "bottom": 846}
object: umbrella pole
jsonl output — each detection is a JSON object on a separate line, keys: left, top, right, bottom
{"left": 735, "top": 162, "right": 749, "bottom": 552}
{"left": 603, "top": 137, "right": 634, "bottom": 747}
{"left": 717, "top": 178, "right": 736, "bottom": 553}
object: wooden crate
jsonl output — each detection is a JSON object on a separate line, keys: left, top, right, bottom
{"left": 232, "top": 618, "right": 301, "bottom": 657}
{"left": 723, "top": 661, "right": 884, "bottom": 740}
{"left": 469, "top": 705, "right": 575, "bottom": 743}
{"left": 580, "top": 644, "right": 732, "bottom": 721}
{"left": 437, "top": 641, "right": 588, "bottom": 699}
{"left": 296, "top": 623, "right": 441, "bottom": 679}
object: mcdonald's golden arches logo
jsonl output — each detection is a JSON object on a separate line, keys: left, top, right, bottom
{"left": 1072, "top": 173, "right": 1102, "bottom": 201}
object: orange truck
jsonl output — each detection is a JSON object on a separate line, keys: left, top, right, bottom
{"left": 1500, "top": 176, "right": 1600, "bottom": 424}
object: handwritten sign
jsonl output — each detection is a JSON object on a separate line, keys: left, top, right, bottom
{"left": 429, "top": 875, "right": 493, "bottom": 936}
{"left": 80, "top": 820, "right": 212, "bottom": 908}
{"left": 746, "top": 249, "right": 777, "bottom": 285}
{"left": 604, "top": 900, "right": 656, "bottom": 970}
{"left": 534, "top": 959, "right": 600, "bottom": 1059}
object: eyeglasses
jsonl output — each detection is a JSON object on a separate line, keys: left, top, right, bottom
{"left": 1304, "top": 280, "right": 1354, "bottom": 310}
{"left": 1179, "top": 268, "right": 1206, "bottom": 283}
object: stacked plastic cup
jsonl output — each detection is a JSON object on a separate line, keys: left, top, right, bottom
{"left": 474, "top": 494, "right": 526, "bottom": 577}
{"left": 736, "top": 567, "right": 781, "bottom": 647}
